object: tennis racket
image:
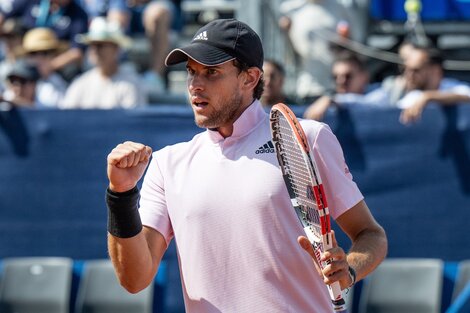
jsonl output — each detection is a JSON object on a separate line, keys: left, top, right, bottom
{"left": 270, "top": 103, "right": 346, "bottom": 311}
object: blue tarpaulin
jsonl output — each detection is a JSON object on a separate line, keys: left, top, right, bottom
{"left": 1, "top": 105, "right": 469, "bottom": 261}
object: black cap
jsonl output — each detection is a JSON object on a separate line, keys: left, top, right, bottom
{"left": 165, "top": 18, "right": 263, "bottom": 69}
{"left": 6, "top": 61, "right": 40, "bottom": 82}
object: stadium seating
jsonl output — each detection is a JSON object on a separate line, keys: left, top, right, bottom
{"left": 445, "top": 260, "right": 470, "bottom": 313}
{"left": 74, "top": 259, "right": 154, "bottom": 313}
{"left": 358, "top": 258, "right": 444, "bottom": 313}
{"left": 452, "top": 260, "right": 470, "bottom": 301}
{"left": 0, "top": 257, "right": 73, "bottom": 313}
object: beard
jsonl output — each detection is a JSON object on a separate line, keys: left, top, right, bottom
{"left": 193, "top": 90, "right": 244, "bottom": 129}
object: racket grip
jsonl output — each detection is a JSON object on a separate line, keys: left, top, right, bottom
{"left": 327, "top": 281, "right": 346, "bottom": 311}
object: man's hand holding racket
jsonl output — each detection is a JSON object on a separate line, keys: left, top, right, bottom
{"left": 107, "top": 141, "right": 152, "bottom": 192}
{"left": 298, "top": 231, "right": 354, "bottom": 290}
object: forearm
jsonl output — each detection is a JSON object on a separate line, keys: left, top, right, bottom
{"left": 422, "top": 90, "right": 470, "bottom": 105}
{"left": 51, "top": 48, "right": 83, "bottom": 72}
{"left": 105, "top": 182, "right": 166, "bottom": 293}
{"left": 346, "top": 226, "right": 387, "bottom": 282}
{"left": 108, "top": 228, "right": 162, "bottom": 293}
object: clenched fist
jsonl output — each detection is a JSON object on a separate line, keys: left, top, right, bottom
{"left": 107, "top": 141, "right": 152, "bottom": 192}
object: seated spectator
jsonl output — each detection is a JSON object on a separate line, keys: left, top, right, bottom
{"left": 303, "top": 52, "right": 374, "bottom": 120}
{"left": 61, "top": 17, "right": 147, "bottom": 109}
{"left": 260, "top": 59, "right": 296, "bottom": 107}
{"left": 2, "top": 60, "right": 40, "bottom": 108}
{"left": 279, "top": 0, "right": 360, "bottom": 103}
{"left": 0, "top": 18, "right": 26, "bottom": 86}
{"left": 0, "top": 0, "right": 89, "bottom": 81}
{"left": 379, "top": 39, "right": 418, "bottom": 105}
{"left": 78, "top": 0, "right": 130, "bottom": 30}
{"left": 127, "top": 0, "right": 183, "bottom": 90}
{"left": 398, "top": 45, "right": 470, "bottom": 124}
{"left": 21, "top": 27, "right": 68, "bottom": 108}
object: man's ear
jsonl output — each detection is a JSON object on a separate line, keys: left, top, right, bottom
{"left": 243, "top": 67, "right": 263, "bottom": 90}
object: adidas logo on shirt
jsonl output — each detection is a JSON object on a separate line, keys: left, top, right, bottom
{"left": 193, "top": 31, "right": 208, "bottom": 41}
{"left": 255, "top": 141, "right": 275, "bottom": 154}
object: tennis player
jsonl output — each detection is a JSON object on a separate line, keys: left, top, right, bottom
{"left": 106, "top": 18, "right": 387, "bottom": 312}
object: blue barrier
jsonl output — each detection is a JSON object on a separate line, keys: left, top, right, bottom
{"left": 1, "top": 105, "right": 469, "bottom": 259}
{"left": 1, "top": 105, "right": 470, "bottom": 312}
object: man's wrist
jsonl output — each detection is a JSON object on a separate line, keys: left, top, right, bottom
{"left": 347, "top": 265, "right": 357, "bottom": 287}
{"left": 106, "top": 186, "right": 142, "bottom": 238}
{"left": 108, "top": 183, "right": 137, "bottom": 193}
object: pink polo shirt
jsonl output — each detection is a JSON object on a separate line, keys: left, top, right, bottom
{"left": 139, "top": 100, "right": 363, "bottom": 313}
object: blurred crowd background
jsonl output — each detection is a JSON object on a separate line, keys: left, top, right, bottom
{"left": 1, "top": 0, "right": 470, "bottom": 115}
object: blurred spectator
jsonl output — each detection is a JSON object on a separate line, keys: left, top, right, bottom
{"left": 303, "top": 52, "right": 374, "bottom": 121}
{"left": 279, "top": 0, "right": 360, "bottom": 103}
{"left": 2, "top": 60, "right": 40, "bottom": 108}
{"left": 0, "top": 0, "right": 89, "bottom": 81}
{"left": 379, "top": 39, "right": 418, "bottom": 105}
{"left": 398, "top": 45, "right": 470, "bottom": 124}
{"left": 61, "top": 17, "right": 147, "bottom": 109}
{"left": 127, "top": 0, "right": 184, "bottom": 90}
{"left": 260, "top": 59, "right": 296, "bottom": 107}
{"left": 78, "top": 0, "right": 130, "bottom": 29}
{"left": 0, "top": 18, "right": 26, "bottom": 86}
{"left": 21, "top": 27, "right": 68, "bottom": 108}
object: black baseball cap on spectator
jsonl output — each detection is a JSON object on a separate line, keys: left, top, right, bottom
{"left": 165, "top": 18, "right": 264, "bottom": 69}
{"left": 6, "top": 61, "right": 40, "bottom": 82}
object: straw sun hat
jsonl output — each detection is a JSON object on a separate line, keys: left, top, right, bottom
{"left": 22, "top": 27, "right": 69, "bottom": 54}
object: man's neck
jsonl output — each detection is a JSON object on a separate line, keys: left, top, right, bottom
{"left": 99, "top": 63, "right": 119, "bottom": 77}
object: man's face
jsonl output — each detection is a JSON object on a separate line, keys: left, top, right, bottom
{"left": 7, "top": 76, "right": 36, "bottom": 102}
{"left": 404, "top": 49, "right": 431, "bottom": 91}
{"left": 89, "top": 41, "right": 120, "bottom": 66}
{"left": 333, "top": 61, "right": 368, "bottom": 94}
{"left": 186, "top": 58, "right": 245, "bottom": 130}
{"left": 262, "top": 62, "right": 284, "bottom": 99}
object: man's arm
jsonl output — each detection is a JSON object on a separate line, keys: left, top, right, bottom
{"left": 303, "top": 95, "right": 335, "bottom": 121}
{"left": 108, "top": 226, "right": 167, "bottom": 293}
{"left": 106, "top": 141, "right": 167, "bottom": 293}
{"left": 336, "top": 200, "right": 388, "bottom": 284}
{"left": 400, "top": 90, "right": 470, "bottom": 124}
{"left": 298, "top": 199, "right": 387, "bottom": 289}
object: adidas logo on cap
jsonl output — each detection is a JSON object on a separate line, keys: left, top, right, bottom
{"left": 255, "top": 141, "right": 275, "bottom": 154}
{"left": 193, "top": 30, "right": 208, "bottom": 41}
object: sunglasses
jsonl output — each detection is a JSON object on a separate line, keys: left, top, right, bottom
{"left": 28, "top": 50, "right": 56, "bottom": 56}
{"left": 90, "top": 42, "right": 117, "bottom": 49}
{"left": 333, "top": 72, "right": 354, "bottom": 82}
{"left": 8, "top": 76, "right": 35, "bottom": 85}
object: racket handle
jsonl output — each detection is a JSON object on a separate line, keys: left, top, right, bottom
{"left": 327, "top": 281, "right": 346, "bottom": 311}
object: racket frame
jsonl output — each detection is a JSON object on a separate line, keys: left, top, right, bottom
{"left": 270, "top": 103, "right": 346, "bottom": 311}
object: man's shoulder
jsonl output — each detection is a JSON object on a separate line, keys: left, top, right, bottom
{"left": 299, "top": 117, "right": 328, "bottom": 138}
{"left": 440, "top": 77, "right": 470, "bottom": 90}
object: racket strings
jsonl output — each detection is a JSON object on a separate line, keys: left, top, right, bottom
{"left": 276, "top": 116, "right": 322, "bottom": 238}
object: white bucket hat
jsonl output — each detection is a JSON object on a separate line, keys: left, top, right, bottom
{"left": 76, "top": 17, "right": 131, "bottom": 49}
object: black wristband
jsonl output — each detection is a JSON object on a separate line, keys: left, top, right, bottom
{"left": 106, "top": 186, "right": 143, "bottom": 238}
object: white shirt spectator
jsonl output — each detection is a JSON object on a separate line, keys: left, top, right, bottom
{"left": 61, "top": 66, "right": 147, "bottom": 109}
{"left": 36, "top": 73, "right": 67, "bottom": 108}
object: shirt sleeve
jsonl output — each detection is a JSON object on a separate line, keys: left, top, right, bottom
{"left": 309, "top": 123, "right": 363, "bottom": 219}
{"left": 139, "top": 152, "right": 174, "bottom": 245}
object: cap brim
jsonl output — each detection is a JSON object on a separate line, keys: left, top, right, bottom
{"left": 165, "top": 42, "right": 235, "bottom": 67}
